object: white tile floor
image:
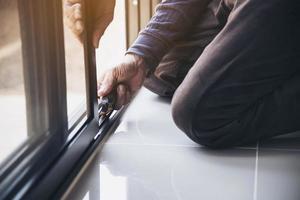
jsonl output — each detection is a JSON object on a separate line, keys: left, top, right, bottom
{"left": 65, "top": 88, "right": 300, "bottom": 200}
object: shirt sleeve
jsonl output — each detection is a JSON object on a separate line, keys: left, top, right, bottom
{"left": 126, "top": 0, "right": 210, "bottom": 71}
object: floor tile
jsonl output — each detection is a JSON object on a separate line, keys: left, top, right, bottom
{"left": 256, "top": 149, "right": 300, "bottom": 200}
{"left": 259, "top": 131, "right": 300, "bottom": 150}
{"left": 106, "top": 88, "right": 200, "bottom": 147}
{"left": 66, "top": 145, "right": 256, "bottom": 200}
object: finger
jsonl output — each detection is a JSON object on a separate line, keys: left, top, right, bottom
{"left": 125, "top": 89, "right": 132, "bottom": 105}
{"left": 65, "top": 3, "right": 82, "bottom": 21}
{"left": 66, "top": 0, "right": 81, "bottom": 5}
{"left": 98, "top": 70, "right": 116, "bottom": 97}
{"left": 98, "top": 72, "right": 105, "bottom": 83}
{"left": 97, "top": 72, "right": 107, "bottom": 97}
{"left": 65, "top": 4, "right": 84, "bottom": 36}
{"left": 115, "top": 84, "right": 127, "bottom": 109}
{"left": 65, "top": 18, "right": 84, "bottom": 36}
{"left": 97, "top": 82, "right": 102, "bottom": 98}
{"left": 73, "top": 4, "right": 82, "bottom": 20}
{"left": 75, "top": 20, "right": 84, "bottom": 34}
{"left": 65, "top": 20, "right": 84, "bottom": 44}
{"left": 65, "top": 18, "right": 83, "bottom": 34}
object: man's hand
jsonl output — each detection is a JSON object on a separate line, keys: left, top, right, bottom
{"left": 64, "top": 0, "right": 115, "bottom": 48}
{"left": 98, "top": 54, "right": 147, "bottom": 109}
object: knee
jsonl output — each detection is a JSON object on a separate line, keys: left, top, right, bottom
{"left": 171, "top": 92, "right": 211, "bottom": 147}
{"left": 171, "top": 91, "right": 192, "bottom": 138}
{"left": 171, "top": 93, "right": 234, "bottom": 149}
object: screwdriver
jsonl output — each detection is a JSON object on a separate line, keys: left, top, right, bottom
{"left": 98, "top": 90, "right": 117, "bottom": 119}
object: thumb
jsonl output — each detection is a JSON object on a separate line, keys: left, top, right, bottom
{"left": 98, "top": 70, "right": 116, "bottom": 97}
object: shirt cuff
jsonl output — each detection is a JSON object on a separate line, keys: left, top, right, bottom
{"left": 126, "top": 31, "right": 169, "bottom": 72}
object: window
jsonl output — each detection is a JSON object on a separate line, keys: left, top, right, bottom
{"left": 96, "top": 0, "right": 126, "bottom": 72}
{"left": 0, "top": 0, "right": 110, "bottom": 198}
{"left": 62, "top": 2, "right": 88, "bottom": 129}
{"left": 0, "top": 0, "right": 160, "bottom": 199}
{"left": 0, "top": 0, "right": 27, "bottom": 163}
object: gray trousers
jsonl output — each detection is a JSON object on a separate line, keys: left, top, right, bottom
{"left": 143, "top": 0, "right": 300, "bottom": 148}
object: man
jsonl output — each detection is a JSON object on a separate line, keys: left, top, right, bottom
{"left": 66, "top": 0, "right": 300, "bottom": 148}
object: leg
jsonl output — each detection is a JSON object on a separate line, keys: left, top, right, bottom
{"left": 143, "top": 0, "right": 227, "bottom": 97}
{"left": 172, "top": 0, "right": 300, "bottom": 148}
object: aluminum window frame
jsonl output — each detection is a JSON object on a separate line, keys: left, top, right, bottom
{"left": 0, "top": 0, "right": 161, "bottom": 199}
{"left": 0, "top": 0, "right": 124, "bottom": 199}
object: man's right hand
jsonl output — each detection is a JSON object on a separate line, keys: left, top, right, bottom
{"left": 64, "top": 0, "right": 115, "bottom": 48}
{"left": 98, "top": 54, "right": 148, "bottom": 109}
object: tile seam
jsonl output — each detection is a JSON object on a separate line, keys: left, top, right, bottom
{"left": 253, "top": 142, "right": 259, "bottom": 200}
{"left": 106, "top": 142, "right": 300, "bottom": 151}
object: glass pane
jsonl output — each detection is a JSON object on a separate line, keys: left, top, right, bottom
{"left": 62, "top": 1, "right": 87, "bottom": 129}
{"left": 96, "top": 0, "right": 126, "bottom": 72}
{"left": 0, "top": 0, "right": 27, "bottom": 162}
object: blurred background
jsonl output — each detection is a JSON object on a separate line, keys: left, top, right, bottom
{"left": 0, "top": 0, "right": 126, "bottom": 162}
{"left": 0, "top": 0, "right": 27, "bottom": 162}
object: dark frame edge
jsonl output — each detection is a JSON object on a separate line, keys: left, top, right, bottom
{"left": 26, "top": 108, "right": 126, "bottom": 199}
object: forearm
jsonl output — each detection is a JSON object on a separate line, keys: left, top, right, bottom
{"left": 127, "top": 0, "right": 211, "bottom": 71}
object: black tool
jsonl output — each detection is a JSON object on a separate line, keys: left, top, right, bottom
{"left": 98, "top": 90, "right": 117, "bottom": 124}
